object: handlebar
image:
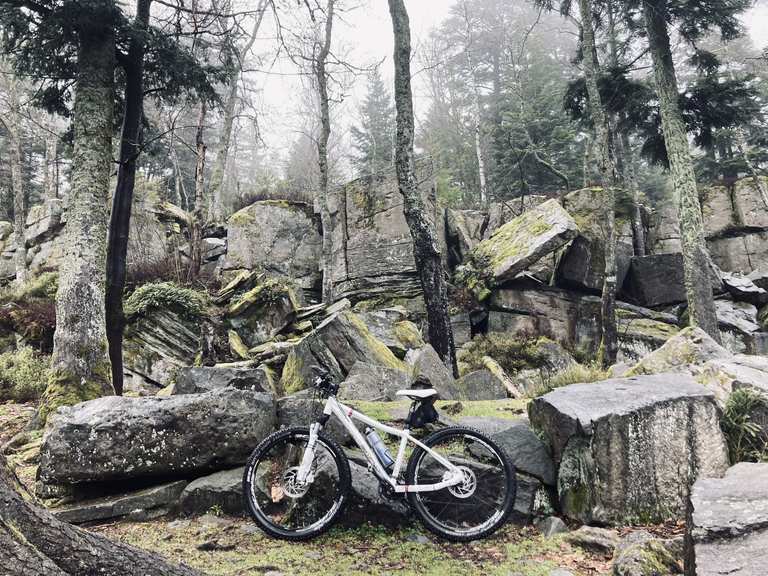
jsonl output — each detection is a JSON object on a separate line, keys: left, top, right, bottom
{"left": 313, "top": 370, "right": 339, "bottom": 396}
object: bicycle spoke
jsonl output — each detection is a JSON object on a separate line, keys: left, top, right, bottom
{"left": 411, "top": 432, "right": 512, "bottom": 537}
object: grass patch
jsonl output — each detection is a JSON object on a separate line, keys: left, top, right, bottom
{"left": 535, "top": 363, "right": 610, "bottom": 396}
{"left": 344, "top": 399, "right": 529, "bottom": 423}
{"left": 90, "top": 516, "right": 599, "bottom": 576}
{"left": 721, "top": 388, "right": 768, "bottom": 463}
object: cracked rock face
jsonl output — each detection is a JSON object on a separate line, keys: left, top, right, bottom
{"left": 529, "top": 373, "right": 729, "bottom": 526}
{"left": 685, "top": 463, "right": 768, "bottom": 576}
{"left": 223, "top": 200, "right": 322, "bottom": 290}
{"left": 39, "top": 388, "right": 276, "bottom": 485}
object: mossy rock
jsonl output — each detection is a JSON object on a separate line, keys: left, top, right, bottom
{"left": 456, "top": 199, "right": 579, "bottom": 300}
{"left": 124, "top": 282, "right": 208, "bottom": 321}
{"left": 279, "top": 310, "right": 406, "bottom": 395}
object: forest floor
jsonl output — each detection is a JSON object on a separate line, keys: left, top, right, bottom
{"left": 0, "top": 400, "right": 616, "bottom": 575}
{"left": 91, "top": 514, "right": 613, "bottom": 576}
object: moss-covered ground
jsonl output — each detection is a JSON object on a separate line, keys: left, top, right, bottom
{"left": 92, "top": 515, "right": 612, "bottom": 576}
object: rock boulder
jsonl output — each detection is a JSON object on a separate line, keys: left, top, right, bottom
{"left": 685, "top": 462, "right": 768, "bottom": 576}
{"left": 39, "top": 388, "right": 276, "bottom": 485}
{"left": 173, "top": 366, "right": 273, "bottom": 395}
{"left": 458, "top": 199, "right": 579, "bottom": 299}
{"left": 279, "top": 310, "right": 406, "bottom": 395}
{"left": 223, "top": 200, "right": 322, "bottom": 290}
{"left": 529, "top": 373, "right": 729, "bottom": 525}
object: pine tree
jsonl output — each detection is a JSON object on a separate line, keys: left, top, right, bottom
{"left": 350, "top": 68, "right": 395, "bottom": 177}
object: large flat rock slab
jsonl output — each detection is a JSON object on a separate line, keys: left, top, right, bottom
{"left": 39, "top": 388, "right": 276, "bottom": 485}
{"left": 52, "top": 480, "right": 188, "bottom": 524}
{"left": 685, "top": 463, "right": 768, "bottom": 576}
{"left": 529, "top": 373, "right": 729, "bottom": 525}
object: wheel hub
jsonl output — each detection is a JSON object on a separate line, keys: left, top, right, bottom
{"left": 281, "top": 467, "right": 310, "bottom": 498}
{"left": 447, "top": 466, "right": 477, "bottom": 499}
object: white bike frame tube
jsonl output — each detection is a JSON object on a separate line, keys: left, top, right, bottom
{"left": 307, "top": 395, "right": 463, "bottom": 493}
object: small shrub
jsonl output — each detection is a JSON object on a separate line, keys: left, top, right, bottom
{"left": 125, "top": 255, "right": 183, "bottom": 289}
{"left": 721, "top": 388, "right": 768, "bottom": 463}
{"left": 0, "top": 273, "right": 58, "bottom": 352}
{"left": 124, "top": 282, "right": 209, "bottom": 321}
{"left": 459, "top": 334, "right": 547, "bottom": 376}
{"left": 0, "top": 347, "right": 51, "bottom": 402}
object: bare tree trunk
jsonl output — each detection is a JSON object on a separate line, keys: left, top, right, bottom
{"left": 388, "top": 0, "right": 457, "bottom": 376}
{"left": 578, "top": 0, "right": 619, "bottom": 366}
{"left": 315, "top": 0, "right": 336, "bottom": 304}
{"left": 606, "top": 4, "right": 645, "bottom": 256}
{"left": 8, "top": 74, "right": 27, "bottom": 286}
{"left": 36, "top": 20, "right": 116, "bottom": 426}
{"left": 644, "top": 0, "right": 720, "bottom": 341}
{"left": 44, "top": 133, "right": 59, "bottom": 200}
{"left": 461, "top": 1, "right": 487, "bottom": 206}
{"left": 105, "top": 0, "right": 152, "bottom": 396}
{"left": 190, "top": 102, "right": 207, "bottom": 278}
{"left": 0, "top": 455, "right": 201, "bottom": 575}
{"left": 208, "top": 0, "right": 267, "bottom": 222}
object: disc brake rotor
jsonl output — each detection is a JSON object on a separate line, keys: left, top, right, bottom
{"left": 281, "top": 466, "right": 310, "bottom": 499}
{"left": 447, "top": 466, "right": 477, "bottom": 499}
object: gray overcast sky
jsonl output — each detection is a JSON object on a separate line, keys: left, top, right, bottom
{"left": 252, "top": 0, "right": 768, "bottom": 172}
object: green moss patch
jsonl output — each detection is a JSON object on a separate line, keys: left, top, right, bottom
{"left": 37, "top": 362, "right": 112, "bottom": 425}
{"left": 459, "top": 335, "right": 550, "bottom": 377}
{"left": 0, "top": 347, "right": 51, "bottom": 403}
{"left": 125, "top": 282, "right": 208, "bottom": 321}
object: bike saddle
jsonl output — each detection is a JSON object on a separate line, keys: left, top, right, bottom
{"left": 395, "top": 388, "right": 438, "bottom": 401}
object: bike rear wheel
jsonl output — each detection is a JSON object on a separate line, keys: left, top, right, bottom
{"left": 405, "top": 426, "right": 516, "bottom": 541}
{"left": 242, "top": 426, "right": 350, "bottom": 540}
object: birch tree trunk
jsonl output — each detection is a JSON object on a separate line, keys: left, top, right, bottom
{"left": 8, "top": 73, "right": 27, "bottom": 286}
{"left": 644, "top": 0, "right": 720, "bottom": 341}
{"left": 207, "top": 0, "right": 267, "bottom": 222}
{"left": 388, "top": 0, "right": 457, "bottom": 375}
{"left": 315, "top": 0, "right": 336, "bottom": 304}
{"left": 37, "top": 20, "right": 116, "bottom": 426}
{"left": 578, "top": 0, "right": 619, "bottom": 366}
{"left": 0, "top": 455, "right": 201, "bottom": 575}
{"left": 105, "top": 0, "right": 152, "bottom": 396}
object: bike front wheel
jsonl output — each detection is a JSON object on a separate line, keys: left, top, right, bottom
{"left": 242, "top": 426, "right": 351, "bottom": 540}
{"left": 405, "top": 426, "right": 516, "bottom": 541}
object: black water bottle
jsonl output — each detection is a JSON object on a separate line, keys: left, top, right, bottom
{"left": 365, "top": 427, "right": 395, "bottom": 470}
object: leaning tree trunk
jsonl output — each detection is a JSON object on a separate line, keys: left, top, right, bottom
{"left": 0, "top": 455, "right": 201, "bottom": 575}
{"left": 315, "top": 0, "right": 336, "bottom": 304}
{"left": 105, "top": 0, "right": 152, "bottom": 396}
{"left": 8, "top": 74, "right": 27, "bottom": 286}
{"left": 37, "top": 22, "right": 116, "bottom": 426}
{"left": 578, "top": 0, "right": 619, "bottom": 366}
{"left": 388, "top": 0, "right": 457, "bottom": 376}
{"left": 644, "top": 0, "right": 720, "bottom": 341}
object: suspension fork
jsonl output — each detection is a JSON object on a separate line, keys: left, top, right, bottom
{"left": 296, "top": 408, "right": 331, "bottom": 483}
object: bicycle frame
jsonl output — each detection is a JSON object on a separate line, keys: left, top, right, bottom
{"left": 296, "top": 394, "right": 464, "bottom": 493}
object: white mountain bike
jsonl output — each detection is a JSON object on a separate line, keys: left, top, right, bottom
{"left": 242, "top": 370, "right": 517, "bottom": 541}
